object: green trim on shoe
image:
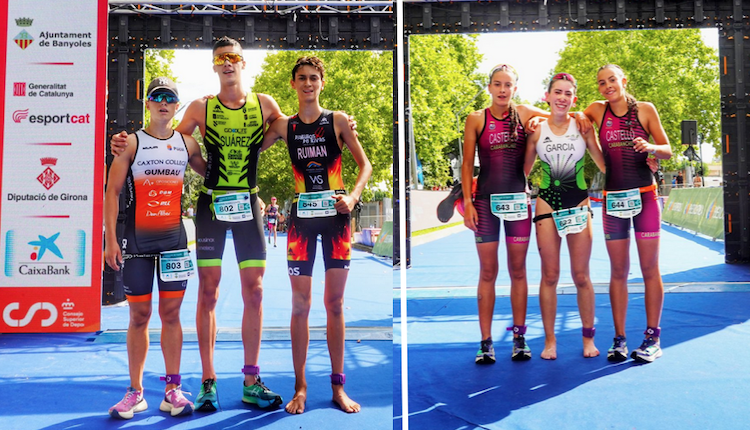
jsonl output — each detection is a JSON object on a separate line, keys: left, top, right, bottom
{"left": 195, "top": 379, "right": 218, "bottom": 412}
{"left": 241, "top": 377, "right": 282, "bottom": 409}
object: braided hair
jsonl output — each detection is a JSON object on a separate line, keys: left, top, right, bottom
{"left": 489, "top": 64, "right": 522, "bottom": 140}
{"left": 598, "top": 64, "right": 639, "bottom": 128}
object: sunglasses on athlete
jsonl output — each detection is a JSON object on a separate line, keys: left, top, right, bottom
{"left": 213, "top": 52, "right": 244, "bottom": 65}
{"left": 147, "top": 93, "right": 179, "bottom": 104}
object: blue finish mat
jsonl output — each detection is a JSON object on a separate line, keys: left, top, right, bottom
{"left": 395, "top": 291, "right": 750, "bottom": 429}
{"left": 1, "top": 232, "right": 393, "bottom": 429}
{"left": 395, "top": 201, "right": 750, "bottom": 429}
{"left": 0, "top": 334, "right": 391, "bottom": 430}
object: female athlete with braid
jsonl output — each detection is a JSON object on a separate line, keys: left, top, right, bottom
{"left": 463, "top": 64, "right": 590, "bottom": 363}
{"left": 583, "top": 64, "right": 672, "bottom": 363}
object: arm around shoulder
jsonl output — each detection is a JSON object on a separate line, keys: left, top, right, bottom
{"left": 183, "top": 134, "right": 206, "bottom": 177}
{"left": 175, "top": 99, "right": 206, "bottom": 136}
{"left": 258, "top": 93, "right": 284, "bottom": 127}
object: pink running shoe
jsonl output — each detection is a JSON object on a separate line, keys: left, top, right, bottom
{"left": 159, "top": 385, "right": 194, "bottom": 417}
{"left": 109, "top": 387, "right": 147, "bottom": 419}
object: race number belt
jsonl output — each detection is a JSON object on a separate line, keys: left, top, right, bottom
{"left": 159, "top": 249, "right": 195, "bottom": 282}
{"left": 490, "top": 192, "right": 528, "bottom": 221}
{"left": 296, "top": 190, "right": 338, "bottom": 218}
{"left": 604, "top": 184, "right": 655, "bottom": 219}
{"left": 552, "top": 206, "right": 590, "bottom": 237}
{"left": 268, "top": 217, "right": 277, "bottom": 225}
{"left": 202, "top": 186, "right": 258, "bottom": 222}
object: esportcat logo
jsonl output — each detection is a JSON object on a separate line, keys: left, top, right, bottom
{"left": 13, "top": 109, "right": 90, "bottom": 125}
{"left": 12, "top": 109, "right": 29, "bottom": 123}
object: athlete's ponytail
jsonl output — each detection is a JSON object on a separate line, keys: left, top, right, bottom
{"left": 508, "top": 101, "right": 522, "bottom": 141}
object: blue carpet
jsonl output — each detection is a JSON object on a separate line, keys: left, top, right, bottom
{"left": 395, "top": 291, "right": 750, "bottom": 429}
{"left": 1, "top": 231, "right": 393, "bottom": 429}
{"left": 395, "top": 201, "right": 750, "bottom": 429}
{"left": 0, "top": 334, "right": 391, "bottom": 430}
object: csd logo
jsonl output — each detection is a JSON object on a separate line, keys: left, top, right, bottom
{"left": 3, "top": 302, "right": 58, "bottom": 327}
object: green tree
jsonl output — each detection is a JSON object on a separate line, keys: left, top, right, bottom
{"left": 552, "top": 29, "right": 720, "bottom": 175}
{"left": 251, "top": 50, "right": 393, "bottom": 205}
{"left": 409, "top": 34, "right": 487, "bottom": 188}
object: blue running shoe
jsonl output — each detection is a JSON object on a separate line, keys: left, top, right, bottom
{"left": 511, "top": 335, "right": 531, "bottom": 361}
{"left": 607, "top": 335, "right": 628, "bottom": 362}
{"left": 242, "top": 376, "right": 282, "bottom": 409}
{"left": 631, "top": 336, "right": 662, "bottom": 363}
{"left": 475, "top": 338, "right": 496, "bottom": 364}
{"left": 195, "top": 379, "right": 218, "bottom": 412}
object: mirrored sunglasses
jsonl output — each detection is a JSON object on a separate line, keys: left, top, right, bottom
{"left": 147, "top": 93, "right": 179, "bottom": 103}
{"left": 213, "top": 52, "right": 244, "bottom": 65}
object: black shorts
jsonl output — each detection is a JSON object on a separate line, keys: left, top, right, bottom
{"left": 195, "top": 191, "right": 266, "bottom": 269}
{"left": 121, "top": 221, "right": 189, "bottom": 302}
{"left": 121, "top": 254, "right": 188, "bottom": 302}
{"left": 286, "top": 205, "right": 351, "bottom": 277}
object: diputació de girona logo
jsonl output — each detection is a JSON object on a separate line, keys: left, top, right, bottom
{"left": 38, "top": 157, "right": 61, "bottom": 190}
{"left": 14, "top": 17, "right": 34, "bottom": 50}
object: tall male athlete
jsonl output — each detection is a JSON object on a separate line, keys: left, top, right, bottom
{"left": 112, "top": 36, "right": 285, "bottom": 411}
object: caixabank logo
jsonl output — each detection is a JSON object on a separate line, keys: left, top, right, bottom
{"left": 4, "top": 229, "right": 86, "bottom": 277}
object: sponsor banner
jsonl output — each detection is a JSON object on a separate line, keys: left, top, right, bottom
{"left": 0, "top": 0, "right": 106, "bottom": 332}
{"left": 663, "top": 187, "right": 724, "bottom": 240}
{"left": 372, "top": 221, "right": 393, "bottom": 259}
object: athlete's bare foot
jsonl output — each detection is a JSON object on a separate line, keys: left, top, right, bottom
{"left": 540, "top": 338, "right": 557, "bottom": 360}
{"left": 332, "top": 385, "right": 360, "bottom": 413}
{"left": 285, "top": 388, "right": 307, "bottom": 414}
{"left": 583, "top": 337, "right": 600, "bottom": 358}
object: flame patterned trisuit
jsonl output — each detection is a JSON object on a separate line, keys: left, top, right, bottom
{"left": 195, "top": 94, "right": 266, "bottom": 269}
{"left": 121, "top": 129, "right": 188, "bottom": 301}
{"left": 599, "top": 103, "right": 661, "bottom": 241}
{"left": 473, "top": 108, "right": 532, "bottom": 244}
{"left": 286, "top": 110, "right": 351, "bottom": 276}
